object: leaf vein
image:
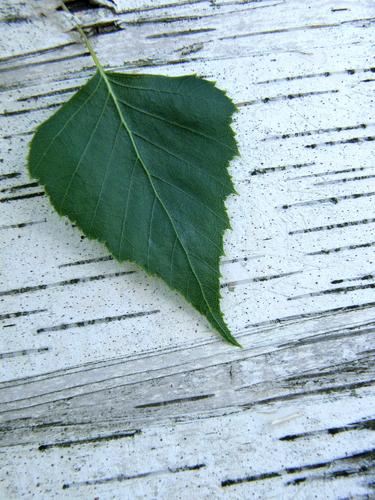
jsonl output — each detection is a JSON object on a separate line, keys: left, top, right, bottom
{"left": 150, "top": 173, "right": 227, "bottom": 224}
{"left": 146, "top": 196, "right": 156, "bottom": 269}
{"left": 170, "top": 235, "right": 178, "bottom": 278}
{"left": 88, "top": 120, "right": 122, "bottom": 233}
{"left": 116, "top": 96, "right": 236, "bottom": 152}
{"left": 130, "top": 129, "right": 231, "bottom": 191}
{"left": 33, "top": 76, "right": 103, "bottom": 175}
{"left": 60, "top": 93, "right": 110, "bottom": 211}
{"left": 118, "top": 157, "right": 138, "bottom": 258}
{"left": 107, "top": 76, "right": 187, "bottom": 97}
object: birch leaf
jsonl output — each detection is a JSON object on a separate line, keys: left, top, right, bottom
{"left": 28, "top": 69, "right": 240, "bottom": 346}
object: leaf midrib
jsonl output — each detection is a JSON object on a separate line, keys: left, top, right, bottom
{"left": 98, "top": 69, "right": 237, "bottom": 345}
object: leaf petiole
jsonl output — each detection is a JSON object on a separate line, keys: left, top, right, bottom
{"left": 60, "top": 1, "right": 105, "bottom": 76}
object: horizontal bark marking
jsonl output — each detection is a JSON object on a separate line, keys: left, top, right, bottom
{"left": 263, "top": 123, "right": 369, "bottom": 141}
{"left": 222, "top": 255, "right": 253, "bottom": 265}
{"left": 221, "top": 270, "right": 301, "bottom": 289}
{"left": 251, "top": 162, "right": 314, "bottom": 176}
{"left": 59, "top": 255, "right": 114, "bottom": 267}
{"left": 0, "top": 52, "right": 89, "bottom": 77}
{"left": 0, "top": 270, "right": 136, "bottom": 297}
{"left": 38, "top": 429, "right": 141, "bottom": 451}
{"left": 0, "top": 191, "right": 45, "bottom": 203}
{"left": 1, "top": 131, "right": 33, "bottom": 140}
{"left": 0, "top": 41, "right": 76, "bottom": 65}
{"left": 0, "top": 309, "right": 47, "bottom": 321}
{"left": 280, "top": 418, "right": 375, "bottom": 441}
{"left": 115, "top": 0, "right": 275, "bottom": 17}
{"left": 288, "top": 283, "right": 375, "bottom": 301}
{"left": 0, "top": 347, "right": 49, "bottom": 360}
{"left": 237, "top": 89, "right": 338, "bottom": 107}
{"left": 0, "top": 219, "right": 47, "bottom": 231}
{"left": 289, "top": 217, "right": 375, "bottom": 235}
{"left": 290, "top": 166, "right": 374, "bottom": 181}
{"left": 331, "top": 274, "right": 374, "bottom": 285}
{"left": 36, "top": 309, "right": 160, "bottom": 334}
{"left": 221, "top": 449, "right": 375, "bottom": 487}
{"left": 1, "top": 103, "right": 60, "bottom": 118}
{"left": 0, "top": 15, "right": 29, "bottom": 25}
{"left": 0, "top": 182, "right": 39, "bottom": 194}
{"left": 307, "top": 240, "right": 375, "bottom": 256}
{"left": 0, "top": 172, "right": 20, "bottom": 182}
{"left": 222, "top": 470, "right": 280, "bottom": 486}
{"left": 314, "top": 173, "right": 375, "bottom": 187}
{"left": 135, "top": 393, "right": 214, "bottom": 409}
{"left": 286, "top": 464, "right": 375, "bottom": 486}
{"left": 147, "top": 27, "right": 215, "bottom": 39}
{"left": 219, "top": 17, "right": 375, "bottom": 42}
{"left": 17, "top": 85, "right": 82, "bottom": 102}
{"left": 62, "top": 463, "right": 206, "bottom": 489}
{"left": 306, "top": 136, "right": 375, "bottom": 149}
{"left": 257, "top": 66, "right": 375, "bottom": 84}
{"left": 126, "top": 2, "right": 282, "bottom": 26}
{"left": 282, "top": 191, "right": 375, "bottom": 210}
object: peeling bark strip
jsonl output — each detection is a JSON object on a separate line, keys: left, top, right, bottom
{"left": 1, "top": 0, "right": 375, "bottom": 497}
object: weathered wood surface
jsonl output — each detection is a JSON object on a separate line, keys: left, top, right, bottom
{"left": 0, "top": 0, "right": 374, "bottom": 498}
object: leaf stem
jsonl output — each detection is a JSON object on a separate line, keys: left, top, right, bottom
{"left": 60, "top": 1, "right": 105, "bottom": 75}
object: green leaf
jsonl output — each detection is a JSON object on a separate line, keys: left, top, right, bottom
{"left": 28, "top": 69, "right": 240, "bottom": 346}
